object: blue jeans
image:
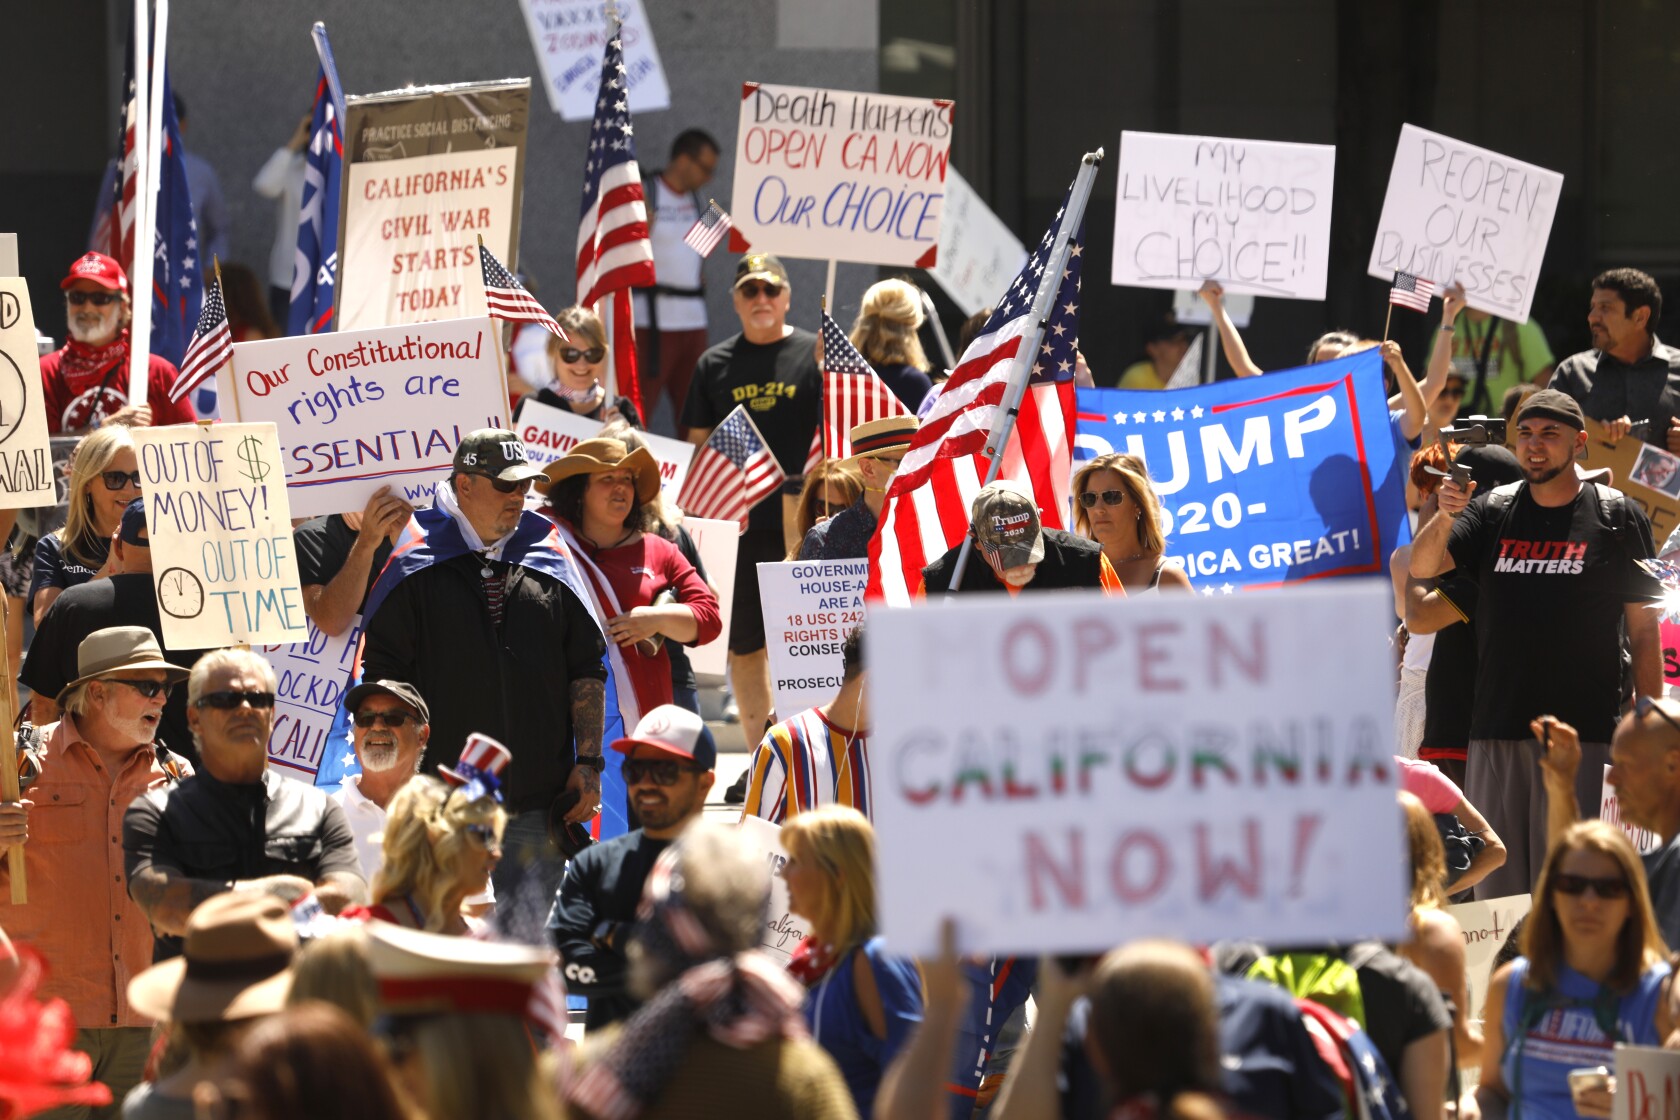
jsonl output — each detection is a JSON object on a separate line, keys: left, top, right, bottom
{"left": 671, "top": 685, "right": 700, "bottom": 716}
{"left": 490, "top": 810, "right": 567, "bottom": 944}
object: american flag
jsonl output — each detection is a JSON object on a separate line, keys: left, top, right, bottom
{"left": 682, "top": 200, "right": 733, "bottom": 258}
{"left": 288, "top": 64, "right": 343, "bottom": 337}
{"left": 867, "top": 178, "right": 1084, "bottom": 604}
{"left": 675, "top": 406, "right": 787, "bottom": 531}
{"left": 480, "top": 244, "right": 567, "bottom": 341}
{"left": 167, "top": 271, "right": 233, "bottom": 402}
{"left": 819, "top": 309, "right": 910, "bottom": 459}
{"left": 1389, "top": 270, "right": 1436, "bottom": 313}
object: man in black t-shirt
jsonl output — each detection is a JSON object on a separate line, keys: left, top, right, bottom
{"left": 294, "top": 485, "right": 412, "bottom": 638}
{"left": 680, "top": 253, "right": 820, "bottom": 742}
{"left": 1411, "top": 389, "right": 1663, "bottom": 899}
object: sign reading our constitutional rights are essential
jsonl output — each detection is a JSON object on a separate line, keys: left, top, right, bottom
{"left": 514, "top": 396, "right": 695, "bottom": 498}
{"left": 1074, "top": 348, "right": 1409, "bottom": 591}
{"left": 0, "top": 280, "right": 59, "bottom": 508}
{"left": 732, "top": 82, "right": 952, "bottom": 267}
{"left": 261, "top": 615, "right": 361, "bottom": 785}
{"left": 870, "top": 582, "right": 1409, "bottom": 957}
{"left": 1112, "top": 131, "right": 1335, "bottom": 301}
{"left": 134, "top": 423, "right": 308, "bottom": 649}
{"left": 1369, "top": 125, "right": 1562, "bottom": 323}
{"left": 928, "top": 169, "right": 1028, "bottom": 317}
{"left": 516, "top": 0, "right": 670, "bottom": 120}
{"left": 758, "top": 559, "right": 868, "bottom": 719}
{"left": 222, "top": 316, "right": 508, "bottom": 518}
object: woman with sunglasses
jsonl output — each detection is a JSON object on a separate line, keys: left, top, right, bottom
{"left": 346, "top": 775, "right": 505, "bottom": 936}
{"left": 32, "top": 424, "right": 141, "bottom": 625}
{"left": 513, "top": 306, "right": 642, "bottom": 426}
{"left": 1071, "top": 452, "right": 1192, "bottom": 595}
{"left": 1477, "top": 820, "right": 1672, "bottom": 1120}
{"left": 787, "top": 460, "right": 864, "bottom": 560}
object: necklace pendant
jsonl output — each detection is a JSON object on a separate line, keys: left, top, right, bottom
{"left": 480, "top": 565, "right": 494, "bottom": 578}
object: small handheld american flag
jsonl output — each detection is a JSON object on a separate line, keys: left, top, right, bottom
{"left": 168, "top": 269, "right": 233, "bottom": 404}
{"left": 819, "top": 309, "right": 910, "bottom": 459}
{"left": 480, "top": 242, "right": 567, "bottom": 341}
{"left": 1389, "top": 270, "right": 1437, "bottom": 313}
{"left": 676, "top": 406, "right": 786, "bottom": 532}
{"left": 682, "top": 200, "right": 733, "bottom": 259}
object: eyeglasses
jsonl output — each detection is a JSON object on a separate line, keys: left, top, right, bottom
{"left": 737, "top": 281, "right": 783, "bottom": 300}
{"left": 559, "top": 346, "right": 606, "bottom": 365}
{"left": 107, "top": 678, "right": 171, "bottom": 699}
{"left": 1078, "top": 489, "right": 1126, "bottom": 509}
{"left": 464, "top": 823, "right": 500, "bottom": 848}
{"left": 195, "top": 690, "right": 276, "bottom": 710}
{"left": 477, "top": 475, "right": 534, "bottom": 495}
{"left": 622, "top": 758, "right": 703, "bottom": 786}
{"left": 1635, "top": 696, "right": 1680, "bottom": 739}
{"left": 353, "top": 709, "right": 420, "bottom": 729}
{"left": 1552, "top": 873, "right": 1631, "bottom": 900}
{"left": 66, "top": 291, "right": 119, "bottom": 307}
{"left": 100, "top": 469, "right": 142, "bottom": 491}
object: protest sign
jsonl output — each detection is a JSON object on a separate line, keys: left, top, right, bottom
{"left": 684, "top": 516, "right": 738, "bottom": 678}
{"left": 758, "top": 559, "right": 868, "bottom": 719}
{"left": 222, "top": 316, "right": 507, "bottom": 518}
{"left": 0, "top": 281, "right": 61, "bottom": 509}
{"left": 133, "top": 423, "right": 308, "bottom": 648}
{"left": 870, "top": 581, "right": 1409, "bottom": 957}
{"left": 261, "top": 615, "right": 361, "bottom": 784}
{"left": 731, "top": 82, "right": 952, "bottom": 267}
{"left": 1174, "top": 287, "right": 1253, "bottom": 329}
{"left": 1369, "top": 125, "right": 1562, "bottom": 323}
{"left": 1074, "top": 348, "right": 1409, "bottom": 590}
{"left": 337, "top": 81, "right": 529, "bottom": 330}
{"left": 1446, "top": 894, "right": 1531, "bottom": 1021}
{"left": 1614, "top": 1045, "right": 1680, "bottom": 1120}
{"left": 1603, "top": 764, "right": 1662, "bottom": 856}
{"left": 736, "top": 815, "right": 810, "bottom": 964}
{"left": 1112, "top": 131, "right": 1335, "bottom": 301}
{"left": 514, "top": 396, "right": 695, "bottom": 498}
{"left": 928, "top": 169, "right": 1027, "bottom": 317}
{"left": 1581, "top": 419, "right": 1680, "bottom": 546}
{"left": 516, "top": 0, "right": 670, "bottom": 120}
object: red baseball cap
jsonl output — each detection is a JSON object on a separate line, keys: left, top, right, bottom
{"left": 60, "top": 252, "right": 128, "bottom": 293}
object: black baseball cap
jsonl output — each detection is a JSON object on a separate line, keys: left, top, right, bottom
{"left": 1513, "top": 389, "right": 1586, "bottom": 431}
{"left": 119, "top": 497, "right": 149, "bottom": 546}
{"left": 343, "top": 679, "right": 430, "bottom": 724}
{"left": 452, "top": 429, "right": 547, "bottom": 483}
{"left": 734, "top": 253, "right": 789, "bottom": 291}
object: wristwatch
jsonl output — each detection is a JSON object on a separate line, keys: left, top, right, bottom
{"left": 574, "top": 754, "right": 606, "bottom": 773}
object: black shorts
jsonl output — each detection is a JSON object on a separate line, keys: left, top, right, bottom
{"left": 728, "top": 519, "right": 787, "bottom": 656}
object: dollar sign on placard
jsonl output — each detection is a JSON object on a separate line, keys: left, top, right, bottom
{"left": 235, "top": 435, "right": 270, "bottom": 483}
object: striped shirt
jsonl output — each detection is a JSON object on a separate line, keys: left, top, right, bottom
{"left": 742, "top": 707, "right": 872, "bottom": 823}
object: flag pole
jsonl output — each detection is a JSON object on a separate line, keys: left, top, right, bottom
{"left": 310, "top": 22, "right": 348, "bottom": 127}
{"left": 1382, "top": 302, "right": 1394, "bottom": 344}
{"left": 213, "top": 256, "right": 245, "bottom": 423}
{"left": 126, "top": 0, "right": 156, "bottom": 405}
{"left": 946, "top": 147, "right": 1105, "bottom": 593}
{"left": 825, "top": 259, "right": 838, "bottom": 320}
{"left": 477, "top": 234, "right": 513, "bottom": 389}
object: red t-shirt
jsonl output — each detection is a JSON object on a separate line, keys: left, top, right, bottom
{"left": 39, "top": 343, "right": 197, "bottom": 433}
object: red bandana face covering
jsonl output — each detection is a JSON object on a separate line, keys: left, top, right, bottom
{"left": 58, "top": 333, "right": 129, "bottom": 382}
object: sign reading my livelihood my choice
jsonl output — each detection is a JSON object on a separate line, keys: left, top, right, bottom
{"left": 134, "top": 423, "right": 308, "bottom": 649}
{"left": 221, "top": 316, "right": 508, "bottom": 519}
{"left": 928, "top": 168, "right": 1028, "bottom": 317}
{"left": 516, "top": 0, "right": 670, "bottom": 120}
{"left": 262, "top": 615, "right": 362, "bottom": 785}
{"left": 758, "top": 559, "right": 868, "bottom": 720}
{"left": 732, "top": 82, "right": 953, "bottom": 267}
{"left": 1368, "top": 125, "right": 1563, "bottom": 324}
{"left": 337, "top": 80, "right": 530, "bottom": 331}
{"left": 1112, "top": 131, "right": 1336, "bottom": 302}
{"left": 0, "top": 280, "right": 60, "bottom": 508}
{"left": 870, "top": 581, "right": 1409, "bottom": 958}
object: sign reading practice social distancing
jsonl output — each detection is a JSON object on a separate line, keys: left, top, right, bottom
{"left": 135, "top": 423, "right": 308, "bottom": 649}
{"left": 758, "top": 559, "right": 868, "bottom": 720}
{"left": 928, "top": 169, "right": 1028, "bottom": 317}
{"left": 736, "top": 815, "right": 811, "bottom": 965}
{"left": 222, "top": 316, "right": 508, "bottom": 518}
{"left": 262, "top": 614, "right": 362, "bottom": 785}
{"left": 684, "top": 516, "right": 739, "bottom": 679}
{"left": 1369, "top": 125, "right": 1562, "bottom": 323}
{"left": 870, "top": 581, "right": 1408, "bottom": 957}
{"left": 1112, "top": 131, "right": 1335, "bottom": 302}
{"left": 516, "top": 0, "right": 670, "bottom": 120}
{"left": 732, "top": 82, "right": 952, "bottom": 267}
{"left": 515, "top": 396, "right": 695, "bottom": 499}
{"left": 0, "top": 280, "right": 60, "bottom": 508}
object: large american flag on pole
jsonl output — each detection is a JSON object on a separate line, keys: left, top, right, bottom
{"left": 820, "top": 309, "right": 910, "bottom": 460}
{"left": 675, "top": 406, "right": 787, "bottom": 532}
{"left": 866, "top": 181, "right": 1084, "bottom": 604}
{"left": 480, "top": 243, "right": 567, "bottom": 341}
{"left": 168, "top": 269, "right": 232, "bottom": 402}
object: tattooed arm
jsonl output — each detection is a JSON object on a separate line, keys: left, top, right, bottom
{"left": 564, "top": 677, "right": 605, "bottom": 824}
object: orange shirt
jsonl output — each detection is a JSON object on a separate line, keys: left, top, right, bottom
{"left": 0, "top": 717, "right": 183, "bottom": 1029}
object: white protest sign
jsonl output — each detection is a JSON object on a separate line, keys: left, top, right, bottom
{"left": 0, "top": 235, "right": 16, "bottom": 277}
{"left": 737, "top": 815, "right": 812, "bottom": 963}
{"left": 1615, "top": 1045, "right": 1680, "bottom": 1120}
{"left": 1603, "top": 764, "right": 1663, "bottom": 855}
{"left": 1173, "top": 287, "right": 1254, "bottom": 329}
{"left": 1112, "top": 131, "right": 1335, "bottom": 301}
{"left": 758, "top": 559, "right": 868, "bottom": 719}
{"left": 0, "top": 280, "right": 58, "bottom": 508}
{"left": 684, "top": 516, "right": 738, "bottom": 678}
{"left": 1446, "top": 894, "right": 1531, "bottom": 1022}
{"left": 222, "top": 316, "right": 508, "bottom": 518}
{"left": 732, "top": 82, "right": 952, "bottom": 267}
{"left": 928, "top": 168, "right": 1027, "bottom": 317}
{"left": 516, "top": 0, "right": 670, "bottom": 120}
{"left": 134, "top": 423, "right": 308, "bottom": 648}
{"left": 514, "top": 396, "right": 695, "bottom": 498}
{"left": 1369, "top": 125, "right": 1562, "bottom": 323}
{"left": 870, "top": 581, "right": 1408, "bottom": 957}
{"left": 262, "top": 615, "right": 362, "bottom": 784}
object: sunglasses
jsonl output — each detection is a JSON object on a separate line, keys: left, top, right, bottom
{"left": 353, "top": 709, "right": 420, "bottom": 729}
{"left": 1078, "top": 489, "right": 1126, "bottom": 509}
{"left": 1552, "top": 873, "right": 1631, "bottom": 900}
{"left": 464, "top": 823, "right": 500, "bottom": 848}
{"left": 559, "top": 346, "right": 607, "bottom": 365}
{"left": 476, "top": 475, "right": 534, "bottom": 495}
{"left": 622, "top": 758, "right": 703, "bottom": 786}
{"left": 66, "top": 290, "right": 119, "bottom": 307}
{"left": 1635, "top": 695, "right": 1680, "bottom": 739}
{"left": 108, "top": 678, "right": 172, "bottom": 700}
{"left": 101, "top": 469, "right": 142, "bottom": 491}
{"left": 737, "top": 281, "right": 783, "bottom": 300}
{"left": 196, "top": 690, "right": 276, "bottom": 710}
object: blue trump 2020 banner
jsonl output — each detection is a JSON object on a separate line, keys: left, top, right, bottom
{"left": 1074, "top": 348, "right": 1409, "bottom": 590}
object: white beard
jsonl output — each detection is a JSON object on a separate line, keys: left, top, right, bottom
{"left": 359, "top": 743, "right": 402, "bottom": 772}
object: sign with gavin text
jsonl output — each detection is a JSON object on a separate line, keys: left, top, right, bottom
{"left": 758, "top": 559, "right": 868, "bottom": 719}
{"left": 514, "top": 396, "right": 695, "bottom": 498}
{"left": 262, "top": 615, "right": 362, "bottom": 784}
{"left": 0, "top": 280, "right": 60, "bottom": 508}
{"left": 516, "top": 0, "right": 670, "bottom": 120}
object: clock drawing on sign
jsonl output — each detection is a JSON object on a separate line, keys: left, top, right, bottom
{"left": 158, "top": 567, "right": 205, "bottom": 619}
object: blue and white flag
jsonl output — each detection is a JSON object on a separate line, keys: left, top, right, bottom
{"left": 288, "top": 65, "right": 343, "bottom": 338}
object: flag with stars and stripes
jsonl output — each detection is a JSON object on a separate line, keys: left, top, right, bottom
{"left": 167, "top": 271, "right": 232, "bottom": 402}
{"left": 575, "top": 30, "right": 655, "bottom": 307}
{"left": 867, "top": 176, "right": 1084, "bottom": 604}
{"left": 819, "top": 309, "right": 911, "bottom": 460}
{"left": 675, "top": 406, "right": 787, "bottom": 532}
{"left": 288, "top": 64, "right": 344, "bottom": 338}
{"left": 481, "top": 244, "right": 567, "bottom": 341}
{"left": 1388, "top": 270, "right": 1436, "bottom": 313}
{"left": 682, "top": 200, "right": 733, "bottom": 258}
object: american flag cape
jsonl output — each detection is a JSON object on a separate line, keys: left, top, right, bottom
{"left": 288, "top": 65, "right": 343, "bottom": 337}
{"left": 866, "top": 181, "right": 1084, "bottom": 604}
{"left": 1388, "top": 270, "right": 1436, "bottom": 313}
{"left": 481, "top": 243, "right": 567, "bottom": 341}
{"left": 168, "top": 270, "right": 232, "bottom": 403}
{"left": 818, "top": 309, "right": 911, "bottom": 460}
{"left": 675, "top": 406, "right": 787, "bottom": 531}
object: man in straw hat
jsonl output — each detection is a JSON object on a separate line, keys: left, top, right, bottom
{"left": 798, "top": 414, "right": 919, "bottom": 562}
{"left": 0, "top": 626, "right": 190, "bottom": 1114}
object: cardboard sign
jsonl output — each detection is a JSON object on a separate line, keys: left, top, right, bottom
{"left": 1581, "top": 418, "right": 1680, "bottom": 547}
{"left": 337, "top": 81, "right": 530, "bottom": 330}
{"left": 1112, "top": 131, "right": 1335, "bottom": 301}
{"left": 1368, "top": 125, "right": 1563, "bottom": 323}
{"left": 221, "top": 316, "right": 508, "bottom": 518}
{"left": 758, "top": 559, "right": 868, "bottom": 719}
{"left": 1446, "top": 894, "right": 1531, "bottom": 1021}
{"left": 684, "top": 516, "right": 739, "bottom": 678}
{"left": 1603, "top": 764, "right": 1663, "bottom": 856}
{"left": 870, "top": 581, "right": 1408, "bottom": 957}
{"left": 731, "top": 82, "right": 952, "bottom": 267}
{"left": 516, "top": 0, "right": 670, "bottom": 120}
{"left": 134, "top": 423, "right": 308, "bottom": 648}
{"left": 928, "top": 168, "right": 1028, "bottom": 317}
{"left": 261, "top": 615, "right": 362, "bottom": 784}
{"left": 0, "top": 281, "right": 61, "bottom": 508}
{"left": 513, "top": 396, "right": 695, "bottom": 498}
{"left": 1614, "top": 1045, "right": 1680, "bottom": 1120}
{"left": 736, "top": 815, "right": 812, "bottom": 964}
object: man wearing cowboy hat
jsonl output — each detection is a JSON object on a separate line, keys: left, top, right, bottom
{"left": 798, "top": 415, "right": 919, "bottom": 561}
{"left": 0, "top": 627, "right": 191, "bottom": 1113}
